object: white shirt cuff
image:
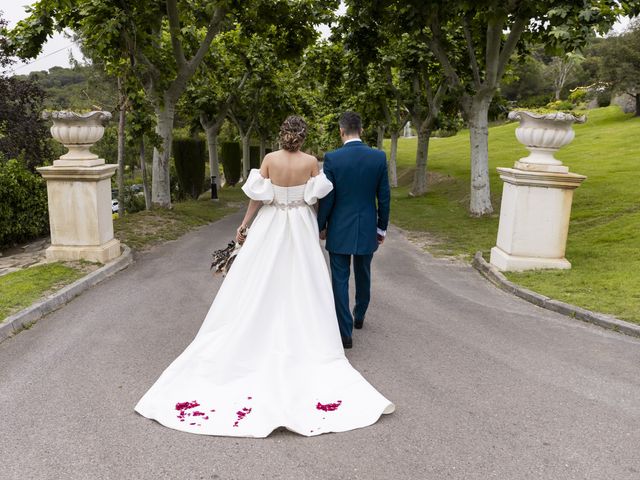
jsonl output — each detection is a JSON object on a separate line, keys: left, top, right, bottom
{"left": 377, "top": 228, "right": 386, "bottom": 237}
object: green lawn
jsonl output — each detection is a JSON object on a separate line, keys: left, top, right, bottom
{"left": 114, "top": 187, "right": 246, "bottom": 250}
{"left": 388, "top": 106, "right": 640, "bottom": 323}
{"left": 0, "top": 188, "right": 245, "bottom": 323}
{"left": 0, "top": 263, "right": 85, "bottom": 321}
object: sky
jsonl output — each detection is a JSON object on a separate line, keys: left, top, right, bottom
{"left": 0, "top": 2, "right": 632, "bottom": 75}
{"left": 1, "top": 1, "right": 85, "bottom": 74}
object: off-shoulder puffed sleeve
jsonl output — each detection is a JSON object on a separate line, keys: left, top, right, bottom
{"left": 304, "top": 171, "right": 334, "bottom": 205}
{"left": 241, "top": 169, "right": 274, "bottom": 203}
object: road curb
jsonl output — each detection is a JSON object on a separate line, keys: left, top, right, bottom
{"left": 0, "top": 245, "right": 133, "bottom": 343}
{"left": 472, "top": 251, "right": 640, "bottom": 339}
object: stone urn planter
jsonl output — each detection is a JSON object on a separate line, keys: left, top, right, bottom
{"left": 489, "top": 111, "right": 587, "bottom": 272}
{"left": 38, "top": 110, "right": 120, "bottom": 263}
{"left": 508, "top": 110, "right": 585, "bottom": 172}
{"left": 42, "top": 110, "right": 111, "bottom": 166}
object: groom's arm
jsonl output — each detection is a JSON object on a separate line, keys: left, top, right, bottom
{"left": 376, "top": 154, "right": 391, "bottom": 235}
{"left": 317, "top": 155, "right": 335, "bottom": 232}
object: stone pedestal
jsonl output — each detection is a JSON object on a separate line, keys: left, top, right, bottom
{"left": 38, "top": 110, "right": 120, "bottom": 264}
{"left": 38, "top": 164, "right": 120, "bottom": 263}
{"left": 490, "top": 110, "right": 587, "bottom": 272}
{"left": 490, "top": 167, "right": 586, "bottom": 271}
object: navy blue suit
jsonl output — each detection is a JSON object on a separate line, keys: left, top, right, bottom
{"left": 317, "top": 140, "right": 390, "bottom": 339}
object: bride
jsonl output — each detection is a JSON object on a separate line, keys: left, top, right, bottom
{"left": 135, "top": 115, "right": 394, "bottom": 437}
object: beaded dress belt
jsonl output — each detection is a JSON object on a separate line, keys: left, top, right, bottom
{"left": 270, "top": 199, "right": 308, "bottom": 210}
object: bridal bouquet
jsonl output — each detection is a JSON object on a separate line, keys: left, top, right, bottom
{"left": 210, "top": 227, "right": 247, "bottom": 276}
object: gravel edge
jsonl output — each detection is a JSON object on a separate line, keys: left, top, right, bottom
{"left": 0, "top": 245, "right": 133, "bottom": 343}
{"left": 472, "top": 251, "right": 640, "bottom": 339}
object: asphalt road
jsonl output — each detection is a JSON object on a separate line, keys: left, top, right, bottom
{"left": 1, "top": 211, "right": 639, "bottom": 480}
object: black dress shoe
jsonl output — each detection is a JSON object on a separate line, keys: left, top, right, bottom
{"left": 353, "top": 308, "right": 364, "bottom": 330}
{"left": 341, "top": 336, "right": 353, "bottom": 349}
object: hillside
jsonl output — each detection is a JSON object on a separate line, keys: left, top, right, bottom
{"left": 388, "top": 106, "right": 640, "bottom": 323}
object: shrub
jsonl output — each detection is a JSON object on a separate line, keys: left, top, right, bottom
{"left": 568, "top": 88, "right": 588, "bottom": 104}
{"left": 220, "top": 142, "right": 241, "bottom": 186}
{"left": 517, "top": 93, "right": 553, "bottom": 109}
{"left": 124, "top": 187, "right": 146, "bottom": 213}
{"left": 0, "top": 159, "right": 49, "bottom": 247}
{"left": 597, "top": 90, "right": 612, "bottom": 107}
{"left": 488, "top": 94, "right": 510, "bottom": 121}
{"left": 546, "top": 100, "right": 575, "bottom": 111}
{"left": 172, "top": 138, "right": 206, "bottom": 200}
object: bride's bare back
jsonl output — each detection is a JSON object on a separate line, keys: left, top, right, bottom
{"left": 260, "top": 149, "right": 319, "bottom": 187}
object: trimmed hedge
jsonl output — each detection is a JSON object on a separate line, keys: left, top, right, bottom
{"left": 220, "top": 142, "right": 241, "bottom": 186}
{"left": 173, "top": 138, "right": 206, "bottom": 200}
{"left": 250, "top": 146, "right": 260, "bottom": 170}
{"left": 0, "top": 159, "right": 49, "bottom": 247}
{"left": 249, "top": 146, "right": 274, "bottom": 170}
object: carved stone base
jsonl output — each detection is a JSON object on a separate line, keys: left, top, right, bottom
{"left": 490, "top": 246, "right": 571, "bottom": 272}
{"left": 37, "top": 163, "right": 120, "bottom": 264}
{"left": 490, "top": 167, "right": 586, "bottom": 272}
{"left": 46, "top": 238, "right": 121, "bottom": 263}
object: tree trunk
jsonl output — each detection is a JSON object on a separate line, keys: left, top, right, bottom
{"left": 117, "top": 83, "right": 126, "bottom": 217}
{"left": 468, "top": 95, "right": 494, "bottom": 216}
{"left": 410, "top": 128, "right": 430, "bottom": 196}
{"left": 554, "top": 88, "right": 561, "bottom": 101}
{"left": 259, "top": 137, "right": 267, "bottom": 164}
{"left": 203, "top": 123, "right": 221, "bottom": 199}
{"left": 139, "top": 137, "right": 151, "bottom": 210}
{"left": 152, "top": 102, "right": 175, "bottom": 208}
{"left": 635, "top": 94, "right": 640, "bottom": 117}
{"left": 389, "top": 131, "right": 399, "bottom": 188}
{"left": 241, "top": 133, "right": 251, "bottom": 180}
{"left": 376, "top": 125, "right": 385, "bottom": 150}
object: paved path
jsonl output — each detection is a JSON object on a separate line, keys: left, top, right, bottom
{"left": 1, "top": 212, "right": 639, "bottom": 480}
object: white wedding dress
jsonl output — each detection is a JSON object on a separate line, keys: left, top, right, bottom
{"left": 135, "top": 169, "right": 394, "bottom": 437}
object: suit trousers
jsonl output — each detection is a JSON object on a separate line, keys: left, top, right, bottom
{"left": 329, "top": 252, "right": 373, "bottom": 339}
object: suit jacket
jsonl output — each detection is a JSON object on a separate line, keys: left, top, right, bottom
{"left": 317, "top": 140, "right": 390, "bottom": 255}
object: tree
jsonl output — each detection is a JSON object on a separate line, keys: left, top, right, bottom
{"left": 398, "top": 0, "right": 640, "bottom": 215}
{"left": 0, "top": 13, "right": 53, "bottom": 170}
{"left": 298, "top": 40, "right": 350, "bottom": 155}
{"left": 501, "top": 54, "right": 548, "bottom": 104}
{"left": 342, "top": 2, "right": 447, "bottom": 195}
{"left": 598, "top": 19, "right": 640, "bottom": 116}
{"left": 184, "top": 26, "right": 250, "bottom": 194}
{"left": 548, "top": 52, "right": 584, "bottom": 100}
{"left": 8, "top": 1, "right": 235, "bottom": 208}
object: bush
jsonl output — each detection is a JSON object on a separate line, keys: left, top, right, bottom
{"left": 172, "top": 138, "right": 206, "bottom": 200}
{"left": 220, "top": 142, "right": 241, "bottom": 186}
{"left": 489, "top": 94, "right": 510, "bottom": 121}
{"left": 517, "top": 93, "right": 553, "bottom": 109}
{"left": 546, "top": 100, "right": 575, "bottom": 111}
{"left": 597, "top": 90, "right": 612, "bottom": 107}
{"left": 124, "top": 187, "right": 146, "bottom": 213}
{"left": 568, "top": 88, "right": 588, "bottom": 104}
{"left": 0, "top": 159, "right": 49, "bottom": 247}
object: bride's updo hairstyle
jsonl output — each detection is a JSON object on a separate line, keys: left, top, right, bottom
{"left": 279, "top": 115, "right": 307, "bottom": 152}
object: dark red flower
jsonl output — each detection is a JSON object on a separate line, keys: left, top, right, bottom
{"left": 175, "top": 400, "right": 200, "bottom": 411}
{"left": 316, "top": 400, "right": 343, "bottom": 412}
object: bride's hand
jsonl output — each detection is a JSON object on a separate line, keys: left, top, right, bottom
{"left": 236, "top": 225, "right": 248, "bottom": 244}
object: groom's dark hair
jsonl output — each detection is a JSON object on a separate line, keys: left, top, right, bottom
{"left": 339, "top": 111, "right": 362, "bottom": 135}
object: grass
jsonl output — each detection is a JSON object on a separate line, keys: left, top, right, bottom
{"left": 0, "top": 263, "right": 85, "bottom": 320}
{"left": 0, "top": 187, "right": 245, "bottom": 322}
{"left": 388, "top": 106, "right": 640, "bottom": 323}
{"left": 114, "top": 187, "right": 246, "bottom": 250}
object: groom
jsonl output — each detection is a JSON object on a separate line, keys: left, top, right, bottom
{"left": 318, "top": 112, "right": 391, "bottom": 349}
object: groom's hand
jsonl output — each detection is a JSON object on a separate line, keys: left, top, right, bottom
{"left": 377, "top": 234, "right": 385, "bottom": 246}
{"left": 319, "top": 230, "right": 327, "bottom": 240}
